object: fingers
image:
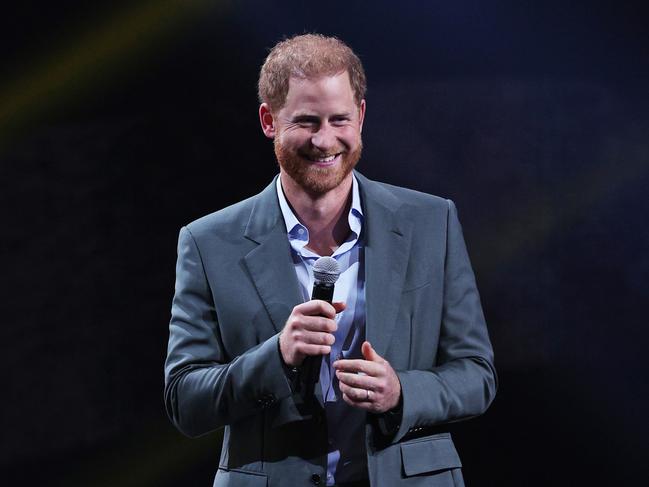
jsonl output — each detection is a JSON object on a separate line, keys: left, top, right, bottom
{"left": 335, "top": 369, "right": 377, "bottom": 390}
{"left": 335, "top": 371, "right": 374, "bottom": 404}
{"left": 340, "top": 388, "right": 378, "bottom": 412}
{"left": 334, "top": 362, "right": 382, "bottom": 412}
{"left": 280, "top": 300, "right": 345, "bottom": 366}
{"left": 282, "top": 324, "right": 335, "bottom": 360}
{"left": 333, "top": 349, "right": 402, "bottom": 413}
{"left": 333, "top": 358, "right": 382, "bottom": 376}
{"left": 295, "top": 300, "right": 339, "bottom": 319}
{"left": 298, "top": 329, "right": 336, "bottom": 347}
{"left": 300, "top": 315, "right": 337, "bottom": 333}
{"left": 285, "top": 306, "right": 338, "bottom": 336}
{"left": 361, "top": 341, "right": 381, "bottom": 362}
{"left": 340, "top": 385, "right": 372, "bottom": 403}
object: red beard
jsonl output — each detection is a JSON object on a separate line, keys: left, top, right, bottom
{"left": 274, "top": 139, "right": 362, "bottom": 195}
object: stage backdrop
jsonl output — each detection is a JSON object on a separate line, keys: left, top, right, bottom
{"left": 2, "top": 1, "right": 648, "bottom": 485}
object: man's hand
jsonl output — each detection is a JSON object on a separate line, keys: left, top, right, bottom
{"left": 279, "top": 300, "right": 346, "bottom": 367}
{"left": 334, "top": 341, "right": 401, "bottom": 413}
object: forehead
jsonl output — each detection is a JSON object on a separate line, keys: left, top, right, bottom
{"left": 282, "top": 71, "right": 356, "bottom": 113}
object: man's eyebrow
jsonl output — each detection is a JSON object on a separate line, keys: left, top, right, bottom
{"left": 290, "top": 111, "right": 353, "bottom": 122}
{"left": 291, "top": 113, "right": 320, "bottom": 122}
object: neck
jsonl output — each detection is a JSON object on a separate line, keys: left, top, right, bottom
{"left": 280, "top": 172, "right": 353, "bottom": 256}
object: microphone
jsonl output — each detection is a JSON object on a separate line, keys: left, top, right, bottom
{"left": 303, "top": 256, "right": 341, "bottom": 394}
{"left": 311, "top": 256, "right": 341, "bottom": 303}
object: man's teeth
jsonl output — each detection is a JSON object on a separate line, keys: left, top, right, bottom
{"left": 311, "top": 154, "right": 337, "bottom": 162}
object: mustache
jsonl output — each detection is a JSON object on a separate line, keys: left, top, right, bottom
{"left": 299, "top": 149, "right": 343, "bottom": 159}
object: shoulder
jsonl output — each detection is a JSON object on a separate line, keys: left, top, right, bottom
{"left": 182, "top": 177, "right": 278, "bottom": 242}
{"left": 375, "top": 180, "right": 450, "bottom": 208}
{"left": 184, "top": 195, "right": 255, "bottom": 239}
{"left": 356, "top": 171, "right": 452, "bottom": 213}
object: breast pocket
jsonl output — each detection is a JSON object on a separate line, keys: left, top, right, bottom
{"left": 400, "top": 433, "right": 462, "bottom": 484}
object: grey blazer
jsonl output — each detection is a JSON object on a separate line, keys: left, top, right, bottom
{"left": 164, "top": 171, "right": 497, "bottom": 487}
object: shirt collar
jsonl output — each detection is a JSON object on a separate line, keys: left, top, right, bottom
{"left": 276, "top": 174, "right": 364, "bottom": 257}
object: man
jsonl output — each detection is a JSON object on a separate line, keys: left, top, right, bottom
{"left": 165, "top": 34, "right": 496, "bottom": 487}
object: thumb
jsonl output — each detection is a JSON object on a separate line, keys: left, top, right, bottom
{"left": 332, "top": 301, "right": 347, "bottom": 314}
{"left": 361, "top": 341, "right": 380, "bottom": 362}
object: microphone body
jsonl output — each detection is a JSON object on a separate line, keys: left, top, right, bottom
{"left": 311, "top": 281, "right": 335, "bottom": 303}
{"left": 302, "top": 257, "right": 341, "bottom": 397}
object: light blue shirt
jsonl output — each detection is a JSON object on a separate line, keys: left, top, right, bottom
{"left": 276, "top": 175, "right": 368, "bottom": 485}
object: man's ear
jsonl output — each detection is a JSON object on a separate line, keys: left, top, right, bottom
{"left": 358, "top": 99, "right": 366, "bottom": 134}
{"left": 259, "top": 103, "right": 276, "bottom": 139}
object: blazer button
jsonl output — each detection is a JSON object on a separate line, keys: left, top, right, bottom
{"left": 310, "top": 473, "right": 321, "bottom": 485}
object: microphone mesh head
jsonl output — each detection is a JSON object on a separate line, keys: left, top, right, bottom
{"left": 313, "top": 256, "right": 341, "bottom": 284}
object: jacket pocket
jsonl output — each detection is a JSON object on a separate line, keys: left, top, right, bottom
{"left": 214, "top": 468, "right": 268, "bottom": 487}
{"left": 400, "top": 434, "right": 462, "bottom": 477}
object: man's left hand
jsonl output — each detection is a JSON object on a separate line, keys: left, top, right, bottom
{"left": 333, "top": 341, "right": 401, "bottom": 413}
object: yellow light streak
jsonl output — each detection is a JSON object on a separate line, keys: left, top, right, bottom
{"left": 0, "top": 0, "right": 218, "bottom": 148}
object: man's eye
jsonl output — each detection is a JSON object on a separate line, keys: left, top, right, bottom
{"left": 295, "top": 119, "right": 318, "bottom": 128}
{"left": 331, "top": 118, "right": 349, "bottom": 126}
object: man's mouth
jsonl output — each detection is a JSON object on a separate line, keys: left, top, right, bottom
{"left": 304, "top": 152, "right": 342, "bottom": 166}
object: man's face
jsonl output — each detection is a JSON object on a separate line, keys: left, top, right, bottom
{"left": 262, "top": 71, "right": 365, "bottom": 195}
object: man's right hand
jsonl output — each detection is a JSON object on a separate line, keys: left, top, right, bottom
{"left": 279, "top": 300, "right": 346, "bottom": 367}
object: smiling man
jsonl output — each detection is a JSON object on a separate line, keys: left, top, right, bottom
{"left": 265, "top": 70, "right": 364, "bottom": 195}
{"left": 165, "top": 34, "right": 497, "bottom": 487}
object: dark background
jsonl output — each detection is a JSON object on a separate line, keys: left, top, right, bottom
{"left": 2, "top": 1, "right": 648, "bottom": 485}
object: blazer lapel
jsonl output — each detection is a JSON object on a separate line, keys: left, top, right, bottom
{"left": 243, "top": 178, "right": 303, "bottom": 334}
{"left": 357, "top": 173, "right": 413, "bottom": 358}
{"left": 242, "top": 172, "right": 413, "bottom": 356}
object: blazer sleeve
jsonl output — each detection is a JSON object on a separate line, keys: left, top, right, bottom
{"left": 392, "top": 199, "right": 497, "bottom": 443}
{"left": 164, "top": 226, "right": 293, "bottom": 437}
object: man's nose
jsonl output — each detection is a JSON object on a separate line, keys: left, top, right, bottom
{"left": 311, "top": 124, "right": 336, "bottom": 151}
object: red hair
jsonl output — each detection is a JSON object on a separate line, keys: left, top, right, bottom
{"left": 258, "top": 34, "right": 367, "bottom": 112}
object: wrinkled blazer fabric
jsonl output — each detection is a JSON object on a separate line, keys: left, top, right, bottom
{"left": 165, "top": 171, "right": 497, "bottom": 487}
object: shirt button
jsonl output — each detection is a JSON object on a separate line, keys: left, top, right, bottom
{"left": 298, "top": 228, "right": 305, "bottom": 234}
{"left": 310, "top": 473, "right": 321, "bottom": 485}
